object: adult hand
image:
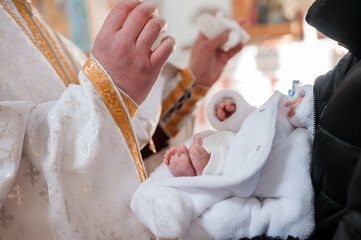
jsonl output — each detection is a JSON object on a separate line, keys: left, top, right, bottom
{"left": 189, "top": 20, "right": 245, "bottom": 88}
{"left": 92, "top": 0, "right": 176, "bottom": 104}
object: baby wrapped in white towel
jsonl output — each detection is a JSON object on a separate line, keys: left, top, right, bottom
{"left": 131, "top": 84, "right": 315, "bottom": 240}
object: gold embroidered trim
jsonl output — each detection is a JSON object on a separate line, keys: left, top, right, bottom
{"left": 160, "top": 67, "right": 194, "bottom": 118}
{"left": 163, "top": 85, "right": 208, "bottom": 136}
{"left": 54, "top": 31, "right": 80, "bottom": 76}
{"left": 0, "top": 0, "right": 34, "bottom": 43}
{"left": 0, "top": 0, "right": 79, "bottom": 87}
{"left": 119, "top": 92, "right": 138, "bottom": 119}
{"left": 34, "top": 17, "right": 79, "bottom": 85}
{"left": 32, "top": 3, "right": 80, "bottom": 79}
{"left": 12, "top": 0, "right": 71, "bottom": 87}
{"left": 82, "top": 57, "right": 146, "bottom": 182}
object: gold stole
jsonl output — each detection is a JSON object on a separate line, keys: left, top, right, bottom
{"left": 0, "top": 0, "right": 79, "bottom": 86}
{"left": 160, "top": 68, "right": 209, "bottom": 136}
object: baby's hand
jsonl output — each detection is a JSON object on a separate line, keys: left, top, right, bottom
{"left": 285, "top": 91, "right": 305, "bottom": 118}
{"left": 216, "top": 98, "right": 236, "bottom": 121}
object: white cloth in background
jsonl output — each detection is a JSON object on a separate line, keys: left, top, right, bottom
{"left": 131, "top": 86, "right": 315, "bottom": 240}
{"left": 197, "top": 12, "right": 251, "bottom": 50}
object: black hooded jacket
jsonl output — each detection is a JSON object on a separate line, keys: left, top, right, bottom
{"left": 239, "top": 1, "right": 361, "bottom": 239}
{"left": 306, "top": 0, "right": 361, "bottom": 239}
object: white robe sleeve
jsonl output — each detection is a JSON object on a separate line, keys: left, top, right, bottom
{"left": 0, "top": 101, "right": 34, "bottom": 206}
{"left": 131, "top": 74, "right": 166, "bottom": 149}
{"left": 0, "top": 56, "right": 153, "bottom": 239}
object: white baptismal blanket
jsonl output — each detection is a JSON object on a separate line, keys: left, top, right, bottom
{"left": 131, "top": 91, "right": 314, "bottom": 240}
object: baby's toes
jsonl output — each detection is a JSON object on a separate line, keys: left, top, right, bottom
{"left": 193, "top": 134, "right": 203, "bottom": 145}
{"left": 169, "top": 154, "right": 196, "bottom": 177}
{"left": 179, "top": 144, "right": 189, "bottom": 155}
{"left": 164, "top": 147, "right": 178, "bottom": 165}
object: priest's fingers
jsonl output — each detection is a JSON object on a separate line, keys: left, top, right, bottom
{"left": 98, "top": 0, "right": 141, "bottom": 36}
{"left": 195, "top": 32, "right": 208, "bottom": 43}
{"left": 91, "top": 1, "right": 174, "bottom": 105}
{"left": 218, "top": 42, "right": 244, "bottom": 64}
{"left": 136, "top": 17, "right": 167, "bottom": 52}
{"left": 119, "top": 2, "right": 158, "bottom": 41}
{"left": 150, "top": 36, "right": 176, "bottom": 69}
{"left": 208, "top": 30, "right": 230, "bottom": 50}
{"left": 236, "top": 18, "right": 247, "bottom": 26}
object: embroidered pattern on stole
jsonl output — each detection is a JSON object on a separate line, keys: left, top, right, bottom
{"left": 160, "top": 68, "right": 209, "bottom": 136}
{"left": 0, "top": 0, "right": 78, "bottom": 86}
{"left": 82, "top": 56, "right": 146, "bottom": 182}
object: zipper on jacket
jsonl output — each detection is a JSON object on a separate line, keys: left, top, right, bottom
{"left": 313, "top": 81, "right": 319, "bottom": 136}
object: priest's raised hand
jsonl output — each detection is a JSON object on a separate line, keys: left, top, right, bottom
{"left": 92, "top": 0, "right": 176, "bottom": 104}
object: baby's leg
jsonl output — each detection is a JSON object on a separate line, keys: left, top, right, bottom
{"left": 189, "top": 134, "right": 211, "bottom": 175}
{"left": 163, "top": 145, "right": 196, "bottom": 177}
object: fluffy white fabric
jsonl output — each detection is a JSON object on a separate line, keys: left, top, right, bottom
{"left": 184, "top": 130, "right": 236, "bottom": 176}
{"left": 131, "top": 88, "right": 315, "bottom": 240}
{"left": 207, "top": 89, "right": 256, "bottom": 133}
{"left": 197, "top": 12, "right": 251, "bottom": 50}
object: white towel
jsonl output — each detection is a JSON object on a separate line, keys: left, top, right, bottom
{"left": 207, "top": 89, "right": 256, "bottom": 133}
{"left": 197, "top": 12, "right": 250, "bottom": 50}
{"left": 131, "top": 91, "right": 314, "bottom": 240}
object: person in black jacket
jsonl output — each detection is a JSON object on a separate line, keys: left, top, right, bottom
{"left": 241, "top": 1, "right": 361, "bottom": 238}
{"left": 305, "top": 0, "right": 361, "bottom": 239}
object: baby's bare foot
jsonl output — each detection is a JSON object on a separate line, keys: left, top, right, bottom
{"left": 164, "top": 145, "right": 196, "bottom": 177}
{"left": 163, "top": 147, "right": 178, "bottom": 165}
{"left": 189, "top": 134, "right": 211, "bottom": 175}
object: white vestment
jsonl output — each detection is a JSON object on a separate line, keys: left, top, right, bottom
{"left": 0, "top": 1, "right": 207, "bottom": 239}
{"left": 131, "top": 86, "right": 315, "bottom": 239}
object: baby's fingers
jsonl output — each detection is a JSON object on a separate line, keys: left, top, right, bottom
{"left": 217, "top": 106, "right": 227, "bottom": 121}
{"left": 285, "top": 98, "right": 298, "bottom": 107}
{"left": 225, "top": 99, "right": 236, "bottom": 113}
{"left": 287, "top": 106, "right": 296, "bottom": 118}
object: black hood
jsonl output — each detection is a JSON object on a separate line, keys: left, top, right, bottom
{"left": 306, "top": 0, "right": 361, "bottom": 57}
